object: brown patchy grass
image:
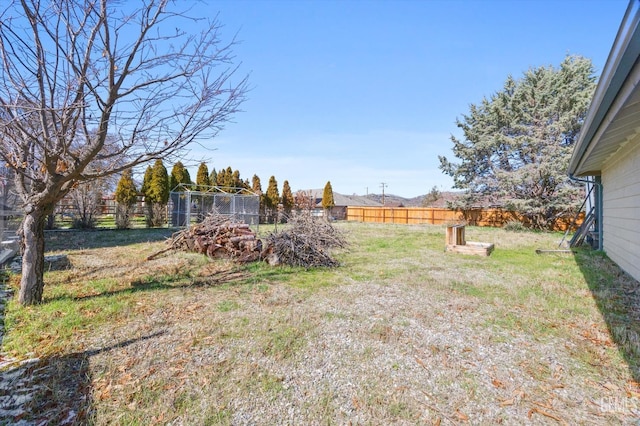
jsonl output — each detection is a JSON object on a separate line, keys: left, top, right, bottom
{"left": 1, "top": 223, "right": 639, "bottom": 424}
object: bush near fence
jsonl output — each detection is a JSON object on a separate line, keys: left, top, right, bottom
{"left": 345, "top": 206, "right": 582, "bottom": 231}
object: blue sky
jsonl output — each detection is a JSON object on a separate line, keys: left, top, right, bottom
{"left": 185, "top": 0, "right": 628, "bottom": 198}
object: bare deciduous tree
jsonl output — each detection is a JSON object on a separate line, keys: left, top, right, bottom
{"left": 0, "top": 0, "right": 248, "bottom": 304}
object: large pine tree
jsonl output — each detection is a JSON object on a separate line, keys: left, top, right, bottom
{"left": 439, "top": 55, "right": 596, "bottom": 229}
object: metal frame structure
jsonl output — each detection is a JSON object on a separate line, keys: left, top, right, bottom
{"left": 169, "top": 184, "right": 260, "bottom": 227}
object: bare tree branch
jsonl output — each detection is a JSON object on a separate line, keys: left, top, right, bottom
{"left": 0, "top": 0, "right": 248, "bottom": 305}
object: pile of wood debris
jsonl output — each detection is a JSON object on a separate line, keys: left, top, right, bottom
{"left": 263, "top": 213, "right": 347, "bottom": 267}
{"left": 148, "top": 213, "right": 261, "bottom": 263}
{"left": 148, "top": 212, "right": 346, "bottom": 268}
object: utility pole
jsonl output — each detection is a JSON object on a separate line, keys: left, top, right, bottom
{"left": 380, "top": 182, "right": 387, "bottom": 205}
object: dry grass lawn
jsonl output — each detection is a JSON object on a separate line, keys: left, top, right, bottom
{"left": 1, "top": 222, "right": 639, "bottom": 424}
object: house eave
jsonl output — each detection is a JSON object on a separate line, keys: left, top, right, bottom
{"left": 569, "top": 0, "right": 640, "bottom": 176}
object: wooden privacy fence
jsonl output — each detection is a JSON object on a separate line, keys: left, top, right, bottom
{"left": 345, "top": 206, "right": 582, "bottom": 231}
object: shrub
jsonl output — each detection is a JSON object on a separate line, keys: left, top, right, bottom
{"left": 503, "top": 220, "right": 527, "bottom": 232}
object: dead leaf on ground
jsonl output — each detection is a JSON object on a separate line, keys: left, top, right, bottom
{"left": 492, "top": 378, "right": 506, "bottom": 388}
{"left": 454, "top": 409, "right": 469, "bottom": 421}
{"left": 528, "top": 407, "right": 567, "bottom": 425}
{"left": 603, "top": 382, "right": 620, "bottom": 391}
{"left": 499, "top": 398, "right": 515, "bottom": 407}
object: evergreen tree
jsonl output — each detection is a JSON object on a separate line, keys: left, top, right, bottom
{"left": 196, "top": 162, "right": 211, "bottom": 191}
{"left": 169, "top": 161, "right": 192, "bottom": 191}
{"left": 141, "top": 165, "right": 154, "bottom": 227}
{"left": 281, "top": 180, "right": 294, "bottom": 219}
{"left": 214, "top": 168, "right": 224, "bottom": 186}
{"left": 209, "top": 168, "right": 218, "bottom": 191}
{"left": 439, "top": 55, "right": 596, "bottom": 229}
{"left": 115, "top": 169, "right": 139, "bottom": 206}
{"left": 114, "top": 169, "right": 139, "bottom": 229}
{"left": 216, "top": 167, "right": 233, "bottom": 188}
{"left": 252, "top": 174, "right": 265, "bottom": 221}
{"left": 232, "top": 169, "right": 242, "bottom": 188}
{"left": 422, "top": 185, "right": 441, "bottom": 207}
{"left": 322, "top": 181, "right": 335, "bottom": 218}
{"left": 142, "top": 159, "right": 170, "bottom": 226}
{"left": 150, "top": 159, "right": 170, "bottom": 204}
{"left": 141, "top": 165, "right": 153, "bottom": 197}
{"left": 265, "top": 176, "right": 279, "bottom": 223}
{"left": 251, "top": 175, "right": 262, "bottom": 193}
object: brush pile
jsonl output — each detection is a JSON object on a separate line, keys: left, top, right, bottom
{"left": 149, "top": 212, "right": 347, "bottom": 268}
{"left": 262, "top": 213, "right": 347, "bottom": 267}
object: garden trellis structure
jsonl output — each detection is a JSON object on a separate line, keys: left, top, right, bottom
{"left": 169, "top": 184, "right": 260, "bottom": 227}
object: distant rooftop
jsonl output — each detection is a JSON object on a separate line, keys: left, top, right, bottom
{"left": 302, "top": 189, "right": 383, "bottom": 207}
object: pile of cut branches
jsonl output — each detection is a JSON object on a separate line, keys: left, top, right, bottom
{"left": 263, "top": 214, "right": 347, "bottom": 267}
{"left": 148, "top": 212, "right": 347, "bottom": 268}
{"left": 147, "top": 213, "right": 262, "bottom": 263}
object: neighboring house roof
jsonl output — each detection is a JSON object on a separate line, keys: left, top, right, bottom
{"left": 303, "top": 189, "right": 384, "bottom": 207}
{"left": 569, "top": 0, "right": 640, "bottom": 176}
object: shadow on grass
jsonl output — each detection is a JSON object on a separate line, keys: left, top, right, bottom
{"left": 44, "top": 269, "right": 259, "bottom": 304}
{"left": 0, "top": 331, "right": 165, "bottom": 424}
{"left": 574, "top": 249, "right": 640, "bottom": 382}
{"left": 44, "top": 227, "right": 176, "bottom": 252}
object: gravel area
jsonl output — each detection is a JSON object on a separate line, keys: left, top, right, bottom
{"left": 77, "top": 278, "right": 639, "bottom": 425}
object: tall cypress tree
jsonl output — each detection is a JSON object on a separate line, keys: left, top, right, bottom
{"left": 209, "top": 168, "right": 218, "bottom": 191}
{"left": 232, "top": 169, "right": 242, "bottom": 188}
{"left": 142, "top": 159, "right": 169, "bottom": 226}
{"left": 252, "top": 174, "right": 264, "bottom": 221}
{"left": 196, "top": 162, "right": 211, "bottom": 191}
{"left": 322, "top": 181, "right": 335, "bottom": 218}
{"left": 114, "top": 169, "right": 139, "bottom": 229}
{"left": 251, "top": 174, "right": 262, "bottom": 194}
{"left": 150, "top": 159, "right": 169, "bottom": 204}
{"left": 216, "top": 167, "right": 232, "bottom": 188}
{"left": 141, "top": 165, "right": 154, "bottom": 227}
{"left": 141, "top": 165, "right": 153, "bottom": 197}
{"left": 265, "top": 176, "right": 279, "bottom": 223}
{"left": 169, "top": 161, "right": 192, "bottom": 191}
{"left": 223, "top": 166, "right": 234, "bottom": 188}
{"left": 281, "top": 180, "right": 294, "bottom": 219}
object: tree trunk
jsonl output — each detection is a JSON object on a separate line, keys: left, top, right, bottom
{"left": 18, "top": 209, "right": 47, "bottom": 305}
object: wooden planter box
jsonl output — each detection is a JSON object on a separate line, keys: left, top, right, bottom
{"left": 445, "top": 225, "right": 494, "bottom": 256}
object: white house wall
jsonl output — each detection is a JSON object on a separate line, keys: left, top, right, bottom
{"left": 601, "top": 136, "right": 640, "bottom": 282}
